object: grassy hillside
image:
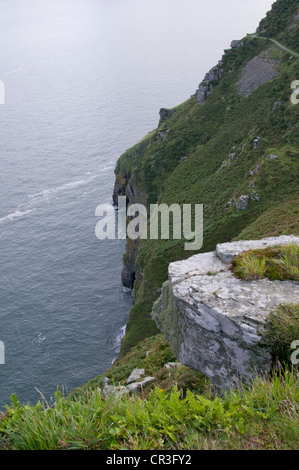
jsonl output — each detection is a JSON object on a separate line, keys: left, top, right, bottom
{"left": 115, "top": 0, "right": 299, "bottom": 356}
{"left": 1, "top": 0, "right": 298, "bottom": 451}
{"left": 257, "top": 0, "right": 299, "bottom": 52}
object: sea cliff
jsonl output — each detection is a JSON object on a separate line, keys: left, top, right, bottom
{"left": 113, "top": 0, "right": 299, "bottom": 360}
{"left": 1, "top": 0, "right": 299, "bottom": 451}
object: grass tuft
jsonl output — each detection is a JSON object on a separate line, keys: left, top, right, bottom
{"left": 233, "top": 243, "right": 299, "bottom": 281}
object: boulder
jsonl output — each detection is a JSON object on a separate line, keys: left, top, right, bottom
{"left": 236, "top": 195, "right": 249, "bottom": 211}
{"left": 126, "top": 377, "right": 155, "bottom": 393}
{"left": 152, "top": 236, "right": 299, "bottom": 392}
{"left": 126, "top": 368, "right": 145, "bottom": 384}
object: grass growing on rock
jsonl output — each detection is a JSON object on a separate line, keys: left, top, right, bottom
{"left": 232, "top": 243, "right": 299, "bottom": 281}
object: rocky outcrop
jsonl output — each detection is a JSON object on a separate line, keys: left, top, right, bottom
{"left": 101, "top": 371, "right": 155, "bottom": 398}
{"left": 152, "top": 236, "right": 299, "bottom": 392}
{"left": 195, "top": 64, "right": 224, "bottom": 104}
{"left": 230, "top": 40, "right": 244, "bottom": 48}
{"left": 126, "top": 368, "right": 145, "bottom": 384}
{"left": 158, "top": 108, "right": 176, "bottom": 126}
{"left": 216, "top": 152, "right": 236, "bottom": 172}
{"left": 227, "top": 190, "right": 261, "bottom": 212}
{"left": 113, "top": 164, "right": 147, "bottom": 289}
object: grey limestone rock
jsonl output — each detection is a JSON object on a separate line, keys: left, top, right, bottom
{"left": 231, "top": 40, "right": 244, "bottom": 48}
{"left": 152, "top": 236, "right": 299, "bottom": 391}
{"left": 236, "top": 195, "right": 249, "bottom": 211}
{"left": 102, "top": 377, "right": 109, "bottom": 387}
{"left": 126, "top": 377, "right": 155, "bottom": 393}
{"left": 126, "top": 368, "right": 145, "bottom": 385}
{"left": 216, "top": 235, "right": 299, "bottom": 264}
{"left": 195, "top": 65, "right": 223, "bottom": 104}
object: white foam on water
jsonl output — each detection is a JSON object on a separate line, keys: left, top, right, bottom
{"left": 28, "top": 166, "right": 113, "bottom": 202}
{"left": 111, "top": 324, "right": 127, "bottom": 364}
{"left": 122, "top": 285, "right": 132, "bottom": 293}
{"left": 28, "top": 173, "right": 98, "bottom": 201}
{"left": 2, "top": 66, "right": 24, "bottom": 75}
{"left": 1, "top": 165, "right": 114, "bottom": 225}
{"left": 0, "top": 208, "right": 34, "bottom": 224}
{"left": 32, "top": 332, "right": 46, "bottom": 346}
{"left": 115, "top": 324, "right": 126, "bottom": 349}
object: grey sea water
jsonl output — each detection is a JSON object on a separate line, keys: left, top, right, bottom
{"left": 0, "top": 0, "right": 273, "bottom": 407}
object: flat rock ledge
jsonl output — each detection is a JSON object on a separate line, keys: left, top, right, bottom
{"left": 152, "top": 235, "right": 299, "bottom": 392}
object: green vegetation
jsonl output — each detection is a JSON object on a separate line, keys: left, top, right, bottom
{"left": 70, "top": 334, "right": 210, "bottom": 401}
{"left": 233, "top": 252, "right": 267, "bottom": 280}
{"left": 1, "top": 370, "right": 298, "bottom": 450}
{"left": 263, "top": 303, "right": 299, "bottom": 365}
{"left": 257, "top": 0, "right": 299, "bottom": 53}
{"left": 1, "top": 1, "right": 298, "bottom": 451}
{"left": 233, "top": 243, "right": 299, "bottom": 281}
{"left": 116, "top": 5, "right": 299, "bottom": 356}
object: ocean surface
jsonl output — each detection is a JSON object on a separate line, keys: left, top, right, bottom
{"left": 0, "top": 0, "right": 274, "bottom": 407}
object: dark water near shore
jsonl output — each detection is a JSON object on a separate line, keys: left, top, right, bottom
{"left": 0, "top": 0, "right": 273, "bottom": 407}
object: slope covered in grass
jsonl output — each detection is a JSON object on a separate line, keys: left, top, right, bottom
{"left": 114, "top": 0, "right": 299, "bottom": 356}
{"left": 1, "top": 369, "right": 298, "bottom": 450}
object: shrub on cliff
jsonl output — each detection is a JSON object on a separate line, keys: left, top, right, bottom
{"left": 263, "top": 303, "right": 299, "bottom": 366}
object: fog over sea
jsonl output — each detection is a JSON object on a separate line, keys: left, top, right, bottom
{"left": 0, "top": 0, "right": 273, "bottom": 407}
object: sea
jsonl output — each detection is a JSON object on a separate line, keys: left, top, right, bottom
{"left": 0, "top": 0, "right": 274, "bottom": 407}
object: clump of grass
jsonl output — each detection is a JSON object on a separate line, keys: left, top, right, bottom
{"left": 233, "top": 252, "right": 267, "bottom": 280}
{"left": 277, "top": 243, "right": 299, "bottom": 280}
{"left": 233, "top": 243, "right": 299, "bottom": 281}
{"left": 263, "top": 303, "right": 299, "bottom": 365}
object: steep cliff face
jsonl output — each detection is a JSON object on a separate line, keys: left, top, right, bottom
{"left": 113, "top": 147, "right": 148, "bottom": 289}
{"left": 113, "top": 0, "right": 299, "bottom": 358}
